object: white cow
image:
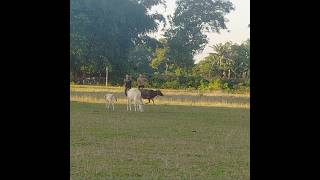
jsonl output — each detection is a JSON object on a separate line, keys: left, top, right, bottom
{"left": 104, "top": 94, "right": 117, "bottom": 111}
{"left": 127, "top": 88, "right": 144, "bottom": 112}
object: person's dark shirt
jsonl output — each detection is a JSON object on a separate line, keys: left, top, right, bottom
{"left": 124, "top": 78, "right": 132, "bottom": 88}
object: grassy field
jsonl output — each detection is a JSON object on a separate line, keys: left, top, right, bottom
{"left": 70, "top": 85, "right": 250, "bottom": 179}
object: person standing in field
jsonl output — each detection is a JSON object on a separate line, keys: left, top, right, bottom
{"left": 124, "top": 74, "right": 132, "bottom": 96}
{"left": 137, "top": 74, "right": 147, "bottom": 89}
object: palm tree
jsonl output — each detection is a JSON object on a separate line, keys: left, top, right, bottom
{"left": 210, "top": 42, "right": 234, "bottom": 79}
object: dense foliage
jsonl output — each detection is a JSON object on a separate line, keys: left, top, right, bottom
{"left": 70, "top": 0, "right": 249, "bottom": 92}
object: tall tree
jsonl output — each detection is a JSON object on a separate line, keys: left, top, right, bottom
{"left": 70, "top": 0, "right": 165, "bottom": 83}
{"left": 164, "top": 0, "right": 234, "bottom": 69}
{"left": 210, "top": 41, "right": 234, "bottom": 79}
{"left": 194, "top": 39, "right": 250, "bottom": 81}
{"left": 149, "top": 38, "right": 171, "bottom": 74}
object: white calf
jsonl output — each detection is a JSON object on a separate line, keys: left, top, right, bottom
{"left": 104, "top": 94, "right": 117, "bottom": 111}
{"left": 127, "top": 88, "right": 144, "bottom": 112}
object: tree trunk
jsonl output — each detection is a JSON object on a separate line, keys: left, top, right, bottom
{"left": 165, "top": 63, "right": 168, "bottom": 74}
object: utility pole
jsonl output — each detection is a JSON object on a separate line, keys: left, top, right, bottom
{"left": 106, "top": 67, "right": 108, "bottom": 87}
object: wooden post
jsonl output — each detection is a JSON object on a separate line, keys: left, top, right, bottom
{"left": 106, "top": 67, "right": 108, "bottom": 87}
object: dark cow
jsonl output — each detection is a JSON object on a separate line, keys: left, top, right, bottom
{"left": 140, "top": 89, "right": 164, "bottom": 104}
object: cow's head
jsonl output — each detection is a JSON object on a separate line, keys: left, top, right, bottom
{"left": 156, "top": 90, "right": 164, "bottom": 96}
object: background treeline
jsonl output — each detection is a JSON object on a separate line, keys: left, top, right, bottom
{"left": 70, "top": 0, "right": 249, "bottom": 92}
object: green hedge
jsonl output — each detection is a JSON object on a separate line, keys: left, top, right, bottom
{"left": 147, "top": 73, "right": 249, "bottom": 93}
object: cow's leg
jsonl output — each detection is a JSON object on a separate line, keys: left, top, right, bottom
{"left": 127, "top": 99, "right": 129, "bottom": 111}
{"left": 152, "top": 99, "right": 154, "bottom": 104}
{"left": 139, "top": 99, "right": 144, "bottom": 112}
{"left": 130, "top": 100, "right": 132, "bottom": 111}
{"left": 134, "top": 102, "right": 137, "bottom": 111}
{"left": 112, "top": 103, "right": 114, "bottom": 111}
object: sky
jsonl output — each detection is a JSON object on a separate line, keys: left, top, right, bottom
{"left": 149, "top": 0, "right": 250, "bottom": 63}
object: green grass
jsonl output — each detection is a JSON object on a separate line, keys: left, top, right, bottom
{"left": 70, "top": 102, "right": 250, "bottom": 179}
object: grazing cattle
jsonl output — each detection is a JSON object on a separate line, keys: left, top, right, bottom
{"left": 104, "top": 94, "right": 117, "bottom": 111}
{"left": 127, "top": 88, "right": 144, "bottom": 112}
{"left": 140, "top": 89, "right": 164, "bottom": 104}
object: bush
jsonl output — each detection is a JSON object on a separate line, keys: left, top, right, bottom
{"left": 199, "top": 79, "right": 209, "bottom": 90}
{"left": 222, "top": 82, "right": 231, "bottom": 90}
{"left": 144, "top": 71, "right": 250, "bottom": 93}
{"left": 231, "top": 82, "right": 250, "bottom": 93}
{"left": 198, "top": 79, "right": 224, "bottom": 91}
{"left": 149, "top": 74, "right": 166, "bottom": 88}
{"left": 207, "top": 79, "right": 222, "bottom": 90}
{"left": 163, "top": 80, "right": 180, "bottom": 89}
{"left": 149, "top": 73, "right": 201, "bottom": 89}
{"left": 185, "top": 75, "right": 202, "bottom": 88}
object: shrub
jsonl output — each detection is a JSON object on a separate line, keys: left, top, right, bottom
{"left": 207, "top": 79, "right": 222, "bottom": 90}
{"left": 164, "top": 80, "right": 180, "bottom": 89}
{"left": 199, "top": 79, "right": 209, "bottom": 90}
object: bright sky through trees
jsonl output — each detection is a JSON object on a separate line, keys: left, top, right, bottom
{"left": 149, "top": 0, "right": 250, "bottom": 63}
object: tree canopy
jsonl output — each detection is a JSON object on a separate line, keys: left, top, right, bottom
{"left": 70, "top": 0, "right": 165, "bottom": 83}
{"left": 70, "top": 0, "right": 249, "bottom": 92}
{"left": 164, "top": 0, "right": 234, "bottom": 69}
